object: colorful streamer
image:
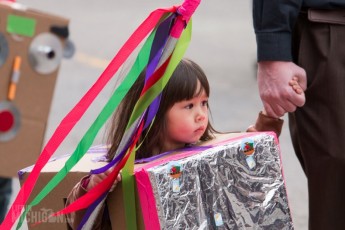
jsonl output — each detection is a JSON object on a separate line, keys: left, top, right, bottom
{"left": 15, "top": 25, "right": 158, "bottom": 229}
{"left": 1, "top": 0, "right": 201, "bottom": 229}
{"left": 1, "top": 6, "right": 174, "bottom": 230}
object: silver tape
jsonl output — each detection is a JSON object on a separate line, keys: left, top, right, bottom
{"left": 28, "top": 32, "right": 63, "bottom": 75}
{"left": 0, "top": 32, "right": 9, "bottom": 68}
{"left": 63, "top": 39, "right": 75, "bottom": 59}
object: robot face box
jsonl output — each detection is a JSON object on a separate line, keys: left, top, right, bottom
{"left": 0, "top": 2, "right": 71, "bottom": 177}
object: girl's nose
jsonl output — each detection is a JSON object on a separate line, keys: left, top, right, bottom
{"left": 196, "top": 110, "right": 206, "bottom": 122}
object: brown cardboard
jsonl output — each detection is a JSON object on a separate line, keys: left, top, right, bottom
{"left": 0, "top": 2, "right": 70, "bottom": 177}
{"left": 19, "top": 153, "right": 106, "bottom": 230}
{"left": 19, "top": 151, "right": 147, "bottom": 229}
{"left": 19, "top": 133, "right": 244, "bottom": 229}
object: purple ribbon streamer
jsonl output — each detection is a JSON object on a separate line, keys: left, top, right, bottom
{"left": 77, "top": 191, "right": 108, "bottom": 230}
{"left": 79, "top": 17, "right": 178, "bottom": 227}
{"left": 144, "top": 13, "right": 176, "bottom": 130}
{"left": 89, "top": 14, "right": 175, "bottom": 175}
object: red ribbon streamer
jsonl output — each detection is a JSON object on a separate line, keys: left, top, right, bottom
{"left": 0, "top": 6, "right": 177, "bottom": 229}
{"left": 51, "top": 121, "right": 144, "bottom": 218}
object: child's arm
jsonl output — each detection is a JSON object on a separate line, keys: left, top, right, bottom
{"left": 65, "top": 170, "right": 121, "bottom": 229}
{"left": 65, "top": 176, "right": 90, "bottom": 229}
{"left": 84, "top": 170, "right": 122, "bottom": 192}
{"left": 246, "top": 111, "right": 284, "bottom": 136}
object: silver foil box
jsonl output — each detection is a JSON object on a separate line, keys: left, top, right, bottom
{"left": 142, "top": 133, "right": 293, "bottom": 229}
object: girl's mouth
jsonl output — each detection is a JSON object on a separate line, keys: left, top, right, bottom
{"left": 195, "top": 126, "right": 205, "bottom": 133}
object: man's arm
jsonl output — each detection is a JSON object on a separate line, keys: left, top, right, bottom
{"left": 253, "top": 0, "right": 303, "bottom": 61}
{"left": 253, "top": 0, "right": 307, "bottom": 118}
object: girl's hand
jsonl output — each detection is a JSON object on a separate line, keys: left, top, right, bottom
{"left": 110, "top": 173, "right": 122, "bottom": 192}
{"left": 289, "top": 76, "right": 303, "bottom": 95}
{"left": 84, "top": 168, "right": 122, "bottom": 192}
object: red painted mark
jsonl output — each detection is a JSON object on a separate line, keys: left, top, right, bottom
{"left": 0, "top": 110, "right": 14, "bottom": 132}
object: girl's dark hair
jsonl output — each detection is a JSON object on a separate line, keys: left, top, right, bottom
{"left": 106, "top": 58, "right": 219, "bottom": 160}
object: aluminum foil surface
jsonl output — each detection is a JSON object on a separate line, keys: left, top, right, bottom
{"left": 147, "top": 133, "right": 293, "bottom": 230}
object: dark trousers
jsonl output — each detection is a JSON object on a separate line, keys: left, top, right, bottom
{"left": 0, "top": 177, "right": 12, "bottom": 223}
{"left": 290, "top": 10, "right": 345, "bottom": 230}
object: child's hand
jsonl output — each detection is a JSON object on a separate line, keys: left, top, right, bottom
{"left": 85, "top": 168, "right": 122, "bottom": 192}
{"left": 110, "top": 173, "right": 122, "bottom": 192}
{"left": 289, "top": 76, "right": 303, "bottom": 95}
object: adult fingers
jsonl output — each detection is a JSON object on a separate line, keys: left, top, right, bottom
{"left": 264, "top": 103, "right": 285, "bottom": 118}
{"left": 288, "top": 87, "right": 306, "bottom": 107}
{"left": 267, "top": 93, "right": 304, "bottom": 116}
{"left": 280, "top": 99, "right": 299, "bottom": 113}
{"left": 265, "top": 93, "right": 305, "bottom": 118}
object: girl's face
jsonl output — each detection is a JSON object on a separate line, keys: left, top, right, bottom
{"left": 163, "top": 81, "right": 209, "bottom": 151}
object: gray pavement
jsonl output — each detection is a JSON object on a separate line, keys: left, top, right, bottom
{"left": 10, "top": 0, "right": 308, "bottom": 229}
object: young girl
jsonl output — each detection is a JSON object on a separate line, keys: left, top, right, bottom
{"left": 66, "top": 58, "right": 302, "bottom": 229}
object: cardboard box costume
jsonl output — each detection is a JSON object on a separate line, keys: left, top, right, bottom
{"left": 19, "top": 132, "right": 293, "bottom": 229}
{"left": 134, "top": 132, "right": 293, "bottom": 229}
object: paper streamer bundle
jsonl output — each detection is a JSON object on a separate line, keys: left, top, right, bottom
{"left": 0, "top": 0, "right": 201, "bottom": 229}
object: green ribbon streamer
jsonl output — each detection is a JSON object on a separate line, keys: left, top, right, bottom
{"left": 121, "top": 20, "right": 192, "bottom": 230}
{"left": 121, "top": 149, "right": 137, "bottom": 230}
{"left": 127, "top": 21, "right": 192, "bottom": 129}
{"left": 15, "top": 28, "right": 157, "bottom": 230}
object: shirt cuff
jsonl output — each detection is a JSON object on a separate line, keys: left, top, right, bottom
{"left": 256, "top": 32, "right": 293, "bottom": 61}
{"left": 246, "top": 111, "right": 284, "bottom": 137}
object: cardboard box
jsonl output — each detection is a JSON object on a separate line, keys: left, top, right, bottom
{"left": 19, "top": 133, "right": 293, "bottom": 229}
{"left": 19, "top": 144, "right": 145, "bottom": 230}
{"left": 0, "top": 2, "right": 70, "bottom": 177}
{"left": 19, "top": 146, "right": 109, "bottom": 230}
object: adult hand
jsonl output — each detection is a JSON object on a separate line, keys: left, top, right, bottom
{"left": 257, "top": 61, "right": 307, "bottom": 118}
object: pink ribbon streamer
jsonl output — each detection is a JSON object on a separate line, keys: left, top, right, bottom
{"left": 0, "top": 0, "right": 202, "bottom": 228}
{"left": 170, "top": 0, "right": 200, "bottom": 38}
{"left": 0, "top": 7, "right": 176, "bottom": 229}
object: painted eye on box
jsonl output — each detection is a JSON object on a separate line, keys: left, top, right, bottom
{"left": 28, "top": 32, "right": 63, "bottom": 75}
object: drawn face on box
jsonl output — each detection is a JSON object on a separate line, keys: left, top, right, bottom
{"left": 0, "top": 11, "right": 74, "bottom": 142}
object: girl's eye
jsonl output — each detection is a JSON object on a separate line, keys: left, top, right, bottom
{"left": 185, "top": 103, "right": 194, "bottom": 109}
{"left": 202, "top": 100, "right": 208, "bottom": 107}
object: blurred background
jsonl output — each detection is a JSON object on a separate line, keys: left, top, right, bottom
{"left": 8, "top": 0, "right": 308, "bottom": 229}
